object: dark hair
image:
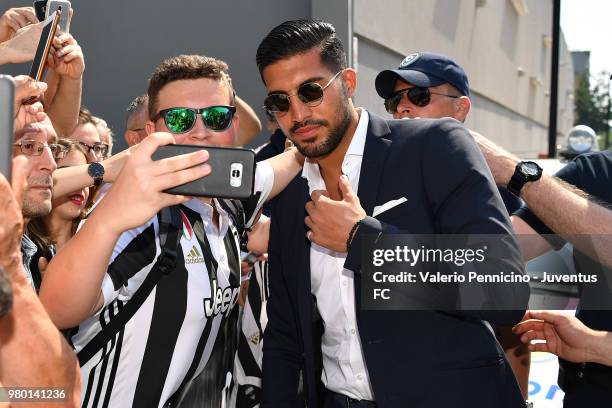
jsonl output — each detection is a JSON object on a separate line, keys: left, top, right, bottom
{"left": 256, "top": 19, "right": 346, "bottom": 81}
{"left": 126, "top": 94, "right": 149, "bottom": 129}
{"left": 147, "top": 55, "right": 235, "bottom": 119}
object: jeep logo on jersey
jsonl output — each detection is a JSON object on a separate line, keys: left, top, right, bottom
{"left": 204, "top": 278, "right": 240, "bottom": 318}
{"left": 399, "top": 53, "right": 420, "bottom": 68}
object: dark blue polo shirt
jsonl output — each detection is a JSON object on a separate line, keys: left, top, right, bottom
{"left": 514, "top": 150, "right": 612, "bottom": 403}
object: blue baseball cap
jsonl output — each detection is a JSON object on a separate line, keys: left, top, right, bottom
{"left": 375, "top": 52, "right": 470, "bottom": 99}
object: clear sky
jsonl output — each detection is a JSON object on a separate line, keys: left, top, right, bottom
{"left": 561, "top": 0, "right": 612, "bottom": 76}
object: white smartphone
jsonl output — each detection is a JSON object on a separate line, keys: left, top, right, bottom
{"left": 45, "top": 0, "right": 71, "bottom": 33}
{"left": 0, "top": 76, "right": 15, "bottom": 180}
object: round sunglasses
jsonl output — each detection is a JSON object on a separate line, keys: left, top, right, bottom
{"left": 384, "top": 87, "right": 460, "bottom": 114}
{"left": 153, "top": 106, "right": 236, "bottom": 134}
{"left": 263, "top": 70, "right": 343, "bottom": 117}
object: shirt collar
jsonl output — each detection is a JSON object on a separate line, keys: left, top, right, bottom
{"left": 301, "top": 108, "right": 369, "bottom": 182}
{"left": 182, "top": 198, "right": 229, "bottom": 236}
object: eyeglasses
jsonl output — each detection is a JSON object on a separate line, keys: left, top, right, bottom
{"left": 384, "top": 87, "right": 460, "bottom": 114}
{"left": 78, "top": 141, "right": 110, "bottom": 157}
{"left": 13, "top": 140, "right": 67, "bottom": 160}
{"left": 263, "top": 70, "right": 344, "bottom": 117}
{"left": 152, "top": 106, "right": 236, "bottom": 134}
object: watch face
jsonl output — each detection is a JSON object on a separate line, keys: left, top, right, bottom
{"left": 88, "top": 162, "right": 104, "bottom": 179}
{"left": 521, "top": 162, "right": 540, "bottom": 176}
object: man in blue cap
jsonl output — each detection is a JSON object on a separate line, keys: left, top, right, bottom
{"left": 375, "top": 52, "right": 471, "bottom": 122}
{"left": 375, "top": 52, "right": 531, "bottom": 400}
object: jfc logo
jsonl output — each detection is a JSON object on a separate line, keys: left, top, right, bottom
{"left": 399, "top": 52, "right": 420, "bottom": 68}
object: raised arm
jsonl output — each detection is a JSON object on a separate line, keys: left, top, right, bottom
{"left": 473, "top": 131, "right": 612, "bottom": 267}
{"left": 0, "top": 158, "right": 80, "bottom": 407}
{"left": 43, "top": 33, "right": 84, "bottom": 136}
{"left": 40, "top": 134, "right": 211, "bottom": 328}
{"left": 235, "top": 96, "right": 262, "bottom": 146}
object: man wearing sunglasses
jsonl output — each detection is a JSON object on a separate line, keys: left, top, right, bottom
{"left": 40, "top": 54, "right": 302, "bottom": 408}
{"left": 375, "top": 52, "right": 470, "bottom": 122}
{"left": 258, "top": 20, "right": 528, "bottom": 408}
{"left": 375, "top": 52, "right": 530, "bottom": 399}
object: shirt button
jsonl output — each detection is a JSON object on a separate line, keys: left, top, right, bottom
{"left": 342, "top": 280, "right": 348, "bottom": 287}
{"left": 351, "top": 329, "right": 356, "bottom": 335}
{"left": 357, "top": 375, "right": 364, "bottom": 381}
{"left": 577, "top": 371, "right": 584, "bottom": 379}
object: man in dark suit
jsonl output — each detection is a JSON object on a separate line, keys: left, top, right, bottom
{"left": 256, "top": 20, "right": 530, "bottom": 408}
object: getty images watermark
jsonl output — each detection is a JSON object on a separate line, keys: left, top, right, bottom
{"left": 359, "top": 234, "right": 611, "bottom": 311}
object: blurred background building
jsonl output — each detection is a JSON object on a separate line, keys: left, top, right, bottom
{"left": 1, "top": 0, "right": 576, "bottom": 157}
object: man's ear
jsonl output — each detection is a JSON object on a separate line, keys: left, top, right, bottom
{"left": 455, "top": 96, "right": 471, "bottom": 122}
{"left": 232, "top": 112, "right": 240, "bottom": 146}
{"left": 145, "top": 121, "right": 155, "bottom": 135}
{"left": 341, "top": 68, "right": 357, "bottom": 98}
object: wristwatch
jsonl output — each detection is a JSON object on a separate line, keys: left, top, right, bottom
{"left": 87, "top": 162, "right": 105, "bottom": 187}
{"left": 507, "top": 161, "right": 543, "bottom": 197}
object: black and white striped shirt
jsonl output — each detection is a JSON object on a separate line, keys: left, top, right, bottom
{"left": 72, "top": 163, "right": 273, "bottom": 408}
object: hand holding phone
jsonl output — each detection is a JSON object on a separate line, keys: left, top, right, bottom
{"left": 92, "top": 134, "right": 212, "bottom": 235}
{"left": 0, "top": 7, "right": 38, "bottom": 42}
{"left": 152, "top": 144, "right": 256, "bottom": 199}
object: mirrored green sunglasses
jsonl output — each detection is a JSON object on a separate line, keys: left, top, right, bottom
{"left": 153, "top": 106, "right": 236, "bottom": 133}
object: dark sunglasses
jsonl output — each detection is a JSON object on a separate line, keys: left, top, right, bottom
{"left": 14, "top": 140, "right": 67, "bottom": 160}
{"left": 79, "top": 141, "right": 110, "bottom": 157}
{"left": 264, "top": 70, "right": 343, "bottom": 116}
{"left": 384, "top": 87, "right": 460, "bottom": 114}
{"left": 152, "top": 106, "right": 236, "bottom": 134}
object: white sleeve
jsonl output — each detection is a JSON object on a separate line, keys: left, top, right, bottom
{"left": 244, "top": 161, "right": 274, "bottom": 228}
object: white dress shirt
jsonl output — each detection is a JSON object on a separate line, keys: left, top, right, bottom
{"left": 302, "top": 109, "right": 375, "bottom": 401}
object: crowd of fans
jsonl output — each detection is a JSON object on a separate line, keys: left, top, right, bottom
{"left": 1, "top": 5, "right": 612, "bottom": 408}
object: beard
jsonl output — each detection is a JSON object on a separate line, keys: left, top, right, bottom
{"left": 289, "top": 90, "right": 353, "bottom": 159}
{"left": 22, "top": 175, "right": 53, "bottom": 219}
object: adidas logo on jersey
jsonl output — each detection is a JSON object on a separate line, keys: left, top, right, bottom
{"left": 248, "top": 331, "right": 260, "bottom": 345}
{"left": 186, "top": 246, "right": 205, "bottom": 264}
{"left": 204, "top": 278, "right": 240, "bottom": 319}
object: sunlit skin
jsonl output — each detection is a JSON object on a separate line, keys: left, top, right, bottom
{"left": 262, "top": 49, "right": 359, "bottom": 199}
{"left": 69, "top": 122, "right": 102, "bottom": 162}
{"left": 392, "top": 79, "right": 469, "bottom": 122}
{"left": 43, "top": 149, "right": 89, "bottom": 250}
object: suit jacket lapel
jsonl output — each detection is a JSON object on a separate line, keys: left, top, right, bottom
{"left": 354, "top": 113, "right": 392, "bottom": 318}
{"left": 357, "top": 112, "right": 392, "bottom": 216}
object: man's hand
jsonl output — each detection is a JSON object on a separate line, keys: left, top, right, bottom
{"left": 0, "top": 20, "right": 43, "bottom": 64}
{"left": 305, "top": 175, "right": 366, "bottom": 252}
{"left": 47, "top": 33, "right": 84, "bottom": 79}
{"left": 96, "top": 132, "right": 212, "bottom": 236}
{"left": 0, "top": 7, "right": 37, "bottom": 43}
{"left": 513, "top": 310, "right": 600, "bottom": 363}
{"left": 13, "top": 75, "right": 47, "bottom": 129}
{"left": 470, "top": 131, "right": 518, "bottom": 185}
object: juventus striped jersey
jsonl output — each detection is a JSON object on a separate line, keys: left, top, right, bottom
{"left": 72, "top": 162, "right": 273, "bottom": 408}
